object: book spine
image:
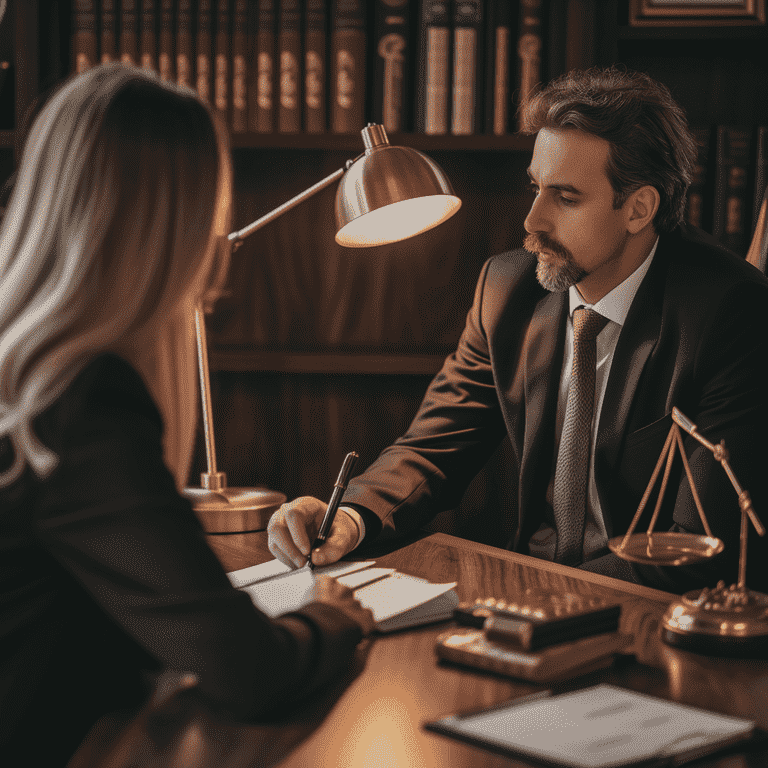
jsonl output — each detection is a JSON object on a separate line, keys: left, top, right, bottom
{"left": 515, "top": 0, "right": 543, "bottom": 131}
{"left": 304, "top": 0, "right": 326, "bottom": 134}
{"left": 197, "top": 0, "right": 214, "bottom": 103}
{"left": 416, "top": 0, "right": 451, "bottom": 135}
{"left": 685, "top": 127, "right": 711, "bottom": 232}
{"left": 250, "top": 0, "right": 277, "bottom": 132}
{"left": 120, "top": 0, "right": 140, "bottom": 66}
{"left": 158, "top": 0, "right": 175, "bottom": 81}
{"left": 545, "top": 0, "right": 567, "bottom": 82}
{"left": 372, "top": 0, "right": 411, "bottom": 134}
{"left": 451, "top": 0, "right": 483, "bottom": 135}
{"left": 331, "top": 0, "right": 366, "bottom": 134}
{"left": 215, "top": 0, "right": 231, "bottom": 125}
{"left": 100, "top": 0, "right": 119, "bottom": 64}
{"left": 278, "top": 0, "right": 302, "bottom": 133}
{"left": 232, "top": 0, "right": 249, "bottom": 132}
{"left": 484, "top": 0, "right": 513, "bottom": 136}
{"left": 140, "top": 0, "right": 157, "bottom": 72}
{"left": 713, "top": 125, "right": 752, "bottom": 256}
{"left": 753, "top": 126, "right": 768, "bottom": 234}
{"left": 564, "top": 0, "right": 596, "bottom": 73}
{"left": 73, "top": 0, "right": 98, "bottom": 73}
{"left": 176, "top": 0, "right": 194, "bottom": 88}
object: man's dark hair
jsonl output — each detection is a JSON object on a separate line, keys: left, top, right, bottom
{"left": 520, "top": 67, "right": 697, "bottom": 234}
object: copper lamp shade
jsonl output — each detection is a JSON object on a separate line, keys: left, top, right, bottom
{"left": 335, "top": 124, "right": 461, "bottom": 247}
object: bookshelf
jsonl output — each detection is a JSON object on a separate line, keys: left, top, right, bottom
{"left": 4, "top": 1, "right": 767, "bottom": 539}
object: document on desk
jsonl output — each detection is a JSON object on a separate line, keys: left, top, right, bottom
{"left": 227, "top": 560, "right": 459, "bottom": 632}
{"left": 426, "top": 684, "right": 755, "bottom": 768}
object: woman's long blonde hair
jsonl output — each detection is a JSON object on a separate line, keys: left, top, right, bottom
{"left": 0, "top": 63, "right": 230, "bottom": 489}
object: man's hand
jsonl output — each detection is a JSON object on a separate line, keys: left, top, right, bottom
{"left": 305, "top": 575, "right": 375, "bottom": 635}
{"left": 267, "top": 496, "right": 359, "bottom": 569}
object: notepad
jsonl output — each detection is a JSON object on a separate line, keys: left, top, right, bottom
{"left": 227, "top": 560, "right": 459, "bottom": 632}
{"left": 426, "top": 684, "right": 756, "bottom": 768}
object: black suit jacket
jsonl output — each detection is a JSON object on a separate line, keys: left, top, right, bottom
{"left": 344, "top": 225, "right": 768, "bottom": 593}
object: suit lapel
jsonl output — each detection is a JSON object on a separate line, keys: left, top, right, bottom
{"left": 518, "top": 290, "right": 568, "bottom": 544}
{"left": 595, "top": 239, "right": 667, "bottom": 524}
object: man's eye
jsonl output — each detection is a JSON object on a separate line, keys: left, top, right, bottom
{"left": 529, "top": 184, "right": 539, "bottom": 195}
{"left": 559, "top": 195, "right": 577, "bottom": 206}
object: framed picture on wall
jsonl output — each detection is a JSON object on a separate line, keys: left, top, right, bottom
{"left": 629, "top": 0, "right": 766, "bottom": 26}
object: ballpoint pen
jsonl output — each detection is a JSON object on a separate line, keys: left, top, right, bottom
{"left": 308, "top": 451, "right": 359, "bottom": 570}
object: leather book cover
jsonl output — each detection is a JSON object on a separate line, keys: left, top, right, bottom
{"left": 158, "top": 0, "right": 175, "bottom": 81}
{"left": 120, "top": 0, "right": 140, "bottom": 66}
{"left": 713, "top": 125, "right": 752, "bottom": 256}
{"left": 415, "top": 0, "right": 451, "bottom": 135}
{"left": 685, "top": 126, "right": 712, "bottom": 232}
{"left": 176, "top": 0, "right": 194, "bottom": 88}
{"left": 140, "top": 0, "right": 157, "bottom": 72}
{"left": 304, "top": 0, "right": 326, "bottom": 134}
{"left": 753, "top": 126, "right": 768, "bottom": 234}
{"left": 249, "top": 0, "right": 277, "bottom": 132}
{"left": 484, "top": 0, "right": 513, "bottom": 136}
{"left": 515, "top": 0, "right": 542, "bottom": 132}
{"left": 232, "top": 0, "right": 249, "bottom": 132}
{"left": 196, "top": 0, "right": 214, "bottom": 104}
{"left": 214, "top": 0, "right": 231, "bottom": 125}
{"left": 278, "top": 0, "right": 302, "bottom": 133}
{"left": 100, "top": 0, "right": 119, "bottom": 64}
{"left": 330, "top": 0, "right": 366, "bottom": 134}
{"left": 451, "top": 0, "right": 482, "bottom": 136}
{"left": 73, "top": 0, "right": 98, "bottom": 74}
{"left": 372, "top": 0, "right": 412, "bottom": 134}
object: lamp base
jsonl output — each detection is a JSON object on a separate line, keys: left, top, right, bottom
{"left": 183, "top": 486, "right": 286, "bottom": 533}
{"left": 661, "top": 581, "right": 768, "bottom": 658}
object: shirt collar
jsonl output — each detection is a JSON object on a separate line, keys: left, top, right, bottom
{"left": 568, "top": 237, "right": 659, "bottom": 327}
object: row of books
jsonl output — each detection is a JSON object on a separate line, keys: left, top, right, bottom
{"left": 685, "top": 125, "right": 768, "bottom": 257}
{"left": 72, "top": 1, "right": 588, "bottom": 136}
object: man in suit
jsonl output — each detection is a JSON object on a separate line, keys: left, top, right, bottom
{"left": 268, "top": 68, "right": 768, "bottom": 593}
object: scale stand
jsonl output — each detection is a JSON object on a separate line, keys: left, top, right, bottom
{"left": 607, "top": 407, "right": 768, "bottom": 656}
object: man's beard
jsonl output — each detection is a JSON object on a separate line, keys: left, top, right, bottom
{"left": 524, "top": 233, "right": 586, "bottom": 292}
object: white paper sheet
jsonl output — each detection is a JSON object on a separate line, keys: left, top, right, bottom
{"left": 443, "top": 684, "right": 754, "bottom": 768}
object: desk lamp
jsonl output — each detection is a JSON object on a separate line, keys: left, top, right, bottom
{"left": 608, "top": 407, "right": 768, "bottom": 656}
{"left": 184, "top": 124, "right": 461, "bottom": 533}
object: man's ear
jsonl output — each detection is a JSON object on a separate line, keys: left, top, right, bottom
{"left": 625, "top": 185, "right": 660, "bottom": 234}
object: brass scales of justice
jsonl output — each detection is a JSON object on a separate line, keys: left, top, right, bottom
{"left": 607, "top": 407, "right": 768, "bottom": 656}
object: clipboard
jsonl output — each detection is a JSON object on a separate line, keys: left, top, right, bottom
{"left": 424, "top": 684, "right": 762, "bottom": 768}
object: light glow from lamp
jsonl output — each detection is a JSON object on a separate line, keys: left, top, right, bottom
{"left": 336, "top": 194, "right": 461, "bottom": 247}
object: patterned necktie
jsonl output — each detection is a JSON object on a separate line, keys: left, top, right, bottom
{"left": 553, "top": 307, "right": 609, "bottom": 566}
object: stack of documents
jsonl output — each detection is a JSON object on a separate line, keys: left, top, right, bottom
{"left": 227, "top": 560, "right": 459, "bottom": 632}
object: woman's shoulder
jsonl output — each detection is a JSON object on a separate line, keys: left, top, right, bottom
{"left": 38, "top": 353, "right": 163, "bottom": 448}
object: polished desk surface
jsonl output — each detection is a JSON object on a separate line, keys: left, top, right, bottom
{"left": 198, "top": 531, "right": 768, "bottom": 768}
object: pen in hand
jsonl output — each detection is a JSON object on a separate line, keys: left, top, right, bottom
{"left": 308, "top": 451, "right": 359, "bottom": 570}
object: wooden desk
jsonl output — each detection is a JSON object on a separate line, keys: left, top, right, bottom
{"left": 199, "top": 531, "right": 768, "bottom": 768}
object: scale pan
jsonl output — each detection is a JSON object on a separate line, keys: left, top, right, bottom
{"left": 608, "top": 532, "right": 724, "bottom": 565}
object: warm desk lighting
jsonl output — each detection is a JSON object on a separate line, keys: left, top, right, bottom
{"left": 186, "top": 125, "right": 461, "bottom": 533}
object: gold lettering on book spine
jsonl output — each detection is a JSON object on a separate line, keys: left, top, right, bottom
{"left": 379, "top": 33, "right": 405, "bottom": 133}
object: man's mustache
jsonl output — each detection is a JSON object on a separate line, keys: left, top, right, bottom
{"left": 524, "top": 233, "right": 571, "bottom": 261}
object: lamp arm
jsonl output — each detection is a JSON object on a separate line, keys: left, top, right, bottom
{"left": 671, "top": 407, "right": 765, "bottom": 536}
{"left": 227, "top": 161, "right": 358, "bottom": 250}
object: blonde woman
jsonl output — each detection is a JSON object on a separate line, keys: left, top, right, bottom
{"left": 0, "top": 63, "right": 372, "bottom": 766}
